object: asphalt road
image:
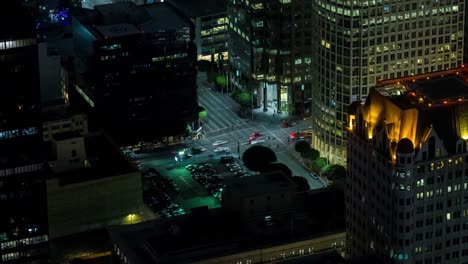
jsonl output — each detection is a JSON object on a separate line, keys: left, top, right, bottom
{"left": 193, "top": 78, "right": 324, "bottom": 190}
{"left": 132, "top": 75, "right": 325, "bottom": 212}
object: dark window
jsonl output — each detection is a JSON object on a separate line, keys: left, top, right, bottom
{"left": 428, "top": 137, "right": 436, "bottom": 159}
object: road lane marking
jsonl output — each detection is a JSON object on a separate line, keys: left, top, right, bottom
{"left": 261, "top": 125, "right": 285, "bottom": 144}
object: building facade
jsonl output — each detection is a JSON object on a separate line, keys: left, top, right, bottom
{"left": 167, "top": 0, "right": 228, "bottom": 64}
{"left": 312, "top": 0, "right": 465, "bottom": 165}
{"left": 46, "top": 133, "right": 146, "bottom": 238}
{"left": 227, "top": 0, "right": 314, "bottom": 116}
{"left": 72, "top": 2, "right": 198, "bottom": 145}
{"left": 347, "top": 70, "right": 468, "bottom": 263}
{"left": 42, "top": 110, "right": 88, "bottom": 142}
{"left": 0, "top": 1, "right": 49, "bottom": 263}
{"left": 222, "top": 171, "right": 296, "bottom": 222}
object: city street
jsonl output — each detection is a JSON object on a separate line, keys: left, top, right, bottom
{"left": 197, "top": 83, "right": 249, "bottom": 134}
{"left": 194, "top": 74, "right": 324, "bottom": 189}
{"left": 130, "top": 74, "right": 325, "bottom": 214}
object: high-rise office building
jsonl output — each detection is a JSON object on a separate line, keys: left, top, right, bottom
{"left": 0, "top": 1, "right": 49, "bottom": 263}
{"left": 167, "top": 0, "right": 228, "bottom": 63}
{"left": 347, "top": 70, "right": 468, "bottom": 263}
{"left": 312, "top": 1, "right": 465, "bottom": 165}
{"left": 72, "top": 2, "right": 198, "bottom": 145}
{"left": 227, "top": 0, "right": 314, "bottom": 116}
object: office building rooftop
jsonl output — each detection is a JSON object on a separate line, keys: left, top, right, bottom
{"left": 76, "top": 2, "right": 190, "bottom": 40}
{"left": 167, "top": 0, "right": 227, "bottom": 18}
{"left": 48, "top": 134, "right": 136, "bottom": 185}
{"left": 375, "top": 70, "right": 468, "bottom": 109}
{"left": 109, "top": 188, "right": 345, "bottom": 264}
{"left": 225, "top": 171, "right": 296, "bottom": 195}
{"left": 354, "top": 68, "right": 468, "bottom": 155}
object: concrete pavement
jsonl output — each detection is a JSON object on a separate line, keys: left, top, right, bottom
{"left": 195, "top": 77, "right": 324, "bottom": 190}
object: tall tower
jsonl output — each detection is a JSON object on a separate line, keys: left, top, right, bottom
{"left": 312, "top": 1, "right": 465, "bottom": 165}
{"left": 347, "top": 71, "right": 468, "bottom": 263}
{"left": 228, "top": 0, "right": 314, "bottom": 116}
{"left": 0, "top": 1, "right": 49, "bottom": 262}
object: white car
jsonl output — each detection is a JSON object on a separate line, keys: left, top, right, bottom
{"left": 212, "top": 140, "right": 228, "bottom": 146}
{"left": 250, "top": 139, "right": 265, "bottom": 145}
{"left": 214, "top": 146, "right": 231, "bottom": 153}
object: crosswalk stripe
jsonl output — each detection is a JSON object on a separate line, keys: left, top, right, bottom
{"left": 197, "top": 86, "right": 254, "bottom": 135}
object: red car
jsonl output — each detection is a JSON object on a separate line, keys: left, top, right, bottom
{"left": 248, "top": 132, "right": 262, "bottom": 142}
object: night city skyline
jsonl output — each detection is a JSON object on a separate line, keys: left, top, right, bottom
{"left": 1, "top": 0, "right": 468, "bottom": 263}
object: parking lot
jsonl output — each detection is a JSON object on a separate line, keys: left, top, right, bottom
{"left": 138, "top": 148, "right": 254, "bottom": 218}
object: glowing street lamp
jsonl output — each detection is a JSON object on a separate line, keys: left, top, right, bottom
{"left": 176, "top": 150, "right": 185, "bottom": 166}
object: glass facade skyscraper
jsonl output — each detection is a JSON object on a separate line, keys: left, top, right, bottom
{"left": 228, "top": 0, "right": 314, "bottom": 116}
{"left": 312, "top": 0, "right": 465, "bottom": 165}
{"left": 0, "top": 1, "right": 49, "bottom": 263}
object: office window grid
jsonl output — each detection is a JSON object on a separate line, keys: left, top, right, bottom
{"left": 312, "top": 0, "right": 465, "bottom": 165}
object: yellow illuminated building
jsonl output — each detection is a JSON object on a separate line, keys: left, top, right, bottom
{"left": 346, "top": 70, "right": 468, "bottom": 262}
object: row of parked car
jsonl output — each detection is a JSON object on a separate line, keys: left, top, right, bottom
{"left": 142, "top": 169, "right": 185, "bottom": 217}
{"left": 186, "top": 163, "right": 225, "bottom": 200}
{"left": 225, "top": 160, "right": 248, "bottom": 177}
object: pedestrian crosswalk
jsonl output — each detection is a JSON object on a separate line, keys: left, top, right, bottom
{"left": 198, "top": 86, "right": 249, "bottom": 133}
{"left": 200, "top": 124, "right": 286, "bottom": 152}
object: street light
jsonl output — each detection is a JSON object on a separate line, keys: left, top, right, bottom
{"left": 177, "top": 150, "right": 185, "bottom": 166}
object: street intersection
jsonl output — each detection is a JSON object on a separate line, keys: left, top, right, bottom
{"left": 132, "top": 75, "right": 324, "bottom": 213}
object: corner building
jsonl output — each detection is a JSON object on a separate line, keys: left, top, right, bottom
{"left": 312, "top": 0, "right": 465, "bottom": 165}
{"left": 347, "top": 70, "right": 468, "bottom": 263}
{"left": 228, "top": 0, "right": 314, "bottom": 115}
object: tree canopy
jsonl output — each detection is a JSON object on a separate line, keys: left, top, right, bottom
{"left": 231, "top": 90, "right": 252, "bottom": 107}
{"left": 291, "top": 176, "right": 310, "bottom": 192}
{"left": 322, "top": 164, "right": 346, "bottom": 181}
{"left": 301, "top": 148, "right": 320, "bottom": 161}
{"left": 242, "top": 145, "right": 277, "bottom": 172}
{"left": 215, "top": 76, "right": 227, "bottom": 87}
{"left": 198, "top": 106, "right": 208, "bottom": 119}
{"left": 260, "top": 162, "right": 292, "bottom": 177}
{"left": 294, "top": 140, "right": 311, "bottom": 153}
{"left": 311, "top": 157, "right": 328, "bottom": 172}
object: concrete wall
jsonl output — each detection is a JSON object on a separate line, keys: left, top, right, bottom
{"left": 43, "top": 113, "right": 88, "bottom": 141}
{"left": 223, "top": 186, "right": 295, "bottom": 221}
{"left": 51, "top": 136, "right": 87, "bottom": 172}
{"left": 47, "top": 171, "right": 144, "bottom": 238}
{"left": 192, "top": 232, "right": 346, "bottom": 264}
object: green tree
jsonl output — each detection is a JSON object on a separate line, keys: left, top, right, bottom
{"left": 301, "top": 148, "right": 320, "bottom": 161}
{"left": 198, "top": 110, "right": 208, "bottom": 119}
{"left": 231, "top": 90, "right": 252, "bottom": 107}
{"left": 291, "top": 176, "right": 310, "bottom": 192}
{"left": 215, "top": 76, "right": 227, "bottom": 87}
{"left": 322, "top": 164, "right": 346, "bottom": 181}
{"left": 311, "top": 157, "right": 328, "bottom": 172}
{"left": 294, "top": 140, "right": 311, "bottom": 153}
{"left": 280, "top": 103, "right": 295, "bottom": 115}
{"left": 198, "top": 106, "right": 208, "bottom": 120}
{"left": 260, "top": 162, "right": 292, "bottom": 177}
{"left": 242, "top": 145, "right": 277, "bottom": 172}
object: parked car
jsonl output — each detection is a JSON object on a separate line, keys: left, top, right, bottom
{"left": 214, "top": 146, "right": 230, "bottom": 153}
{"left": 191, "top": 147, "right": 206, "bottom": 155}
{"left": 212, "top": 140, "right": 228, "bottom": 146}
{"left": 220, "top": 155, "right": 234, "bottom": 163}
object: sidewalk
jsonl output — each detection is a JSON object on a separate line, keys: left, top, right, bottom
{"left": 252, "top": 107, "right": 291, "bottom": 124}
